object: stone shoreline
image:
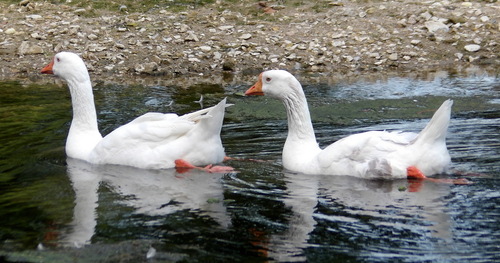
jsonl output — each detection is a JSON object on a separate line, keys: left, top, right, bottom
{"left": 1, "top": 0, "right": 498, "bottom": 85}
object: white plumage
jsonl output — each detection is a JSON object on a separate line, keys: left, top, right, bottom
{"left": 246, "top": 70, "right": 452, "bottom": 178}
{"left": 41, "top": 52, "right": 227, "bottom": 169}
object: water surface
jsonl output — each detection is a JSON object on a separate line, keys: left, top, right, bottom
{"left": 0, "top": 70, "right": 499, "bottom": 262}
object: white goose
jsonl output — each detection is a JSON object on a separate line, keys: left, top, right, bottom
{"left": 245, "top": 70, "right": 454, "bottom": 179}
{"left": 41, "top": 52, "right": 228, "bottom": 170}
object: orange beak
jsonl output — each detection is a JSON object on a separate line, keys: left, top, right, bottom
{"left": 245, "top": 73, "right": 264, "bottom": 96}
{"left": 40, "top": 58, "right": 55, "bottom": 74}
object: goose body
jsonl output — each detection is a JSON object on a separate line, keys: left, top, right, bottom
{"left": 245, "top": 70, "right": 452, "bottom": 179}
{"left": 41, "top": 52, "right": 227, "bottom": 169}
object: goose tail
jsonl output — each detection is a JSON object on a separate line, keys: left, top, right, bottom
{"left": 190, "top": 98, "right": 227, "bottom": 136}
{"left": 412, "top": 99, "right": 453, "bottom": 146}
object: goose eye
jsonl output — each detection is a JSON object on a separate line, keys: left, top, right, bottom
{"left": 265, "top": 77, "right": 271, "bottom": 82}
{"left": 56, "top": 57, "right": 61, "bottom": 62}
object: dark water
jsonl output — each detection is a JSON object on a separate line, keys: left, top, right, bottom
{"left": 0, "top": 70, "right": 499, "bottom": 262}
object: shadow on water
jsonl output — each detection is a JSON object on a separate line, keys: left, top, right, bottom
{"left": 0, "top": 70, "right": 499, "bottom": 262}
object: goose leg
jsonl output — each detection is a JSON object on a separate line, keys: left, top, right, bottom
{"left": 406, "top": 166, "right": 471, "bottom": 185}
{"left": 175, "top": 159, "right": 235, "bottom": 173}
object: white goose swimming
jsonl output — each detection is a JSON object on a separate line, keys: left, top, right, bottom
{"left": 41, "top": 52, "right": 228, "bottom": 170}
{"left": 245, "top": 70, "right": 455, "bottom": 179}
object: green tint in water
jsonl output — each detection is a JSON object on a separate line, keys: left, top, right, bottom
{"left": 0, "top": 73, "right": 499, "bottom": 262}
{"left": 0, "top": 81, "right": 73, "bottom": 249}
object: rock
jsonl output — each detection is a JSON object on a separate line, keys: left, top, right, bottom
{"left": 17, "top": 41, "right": 43, "bottom": 55}
{"left": 222, "top": 60, "right": 235, "bottom": 71}
{"left": 480, "top": 16, "right": 489, "bottom": 23}
{"left": 218, "top": 25, "right": 234, "bottom": 31}
{"left": 115, "top": 43, "right": 125, "bottom": 49}
{"left": 464, "top": 44, "right": 480, "bottom": 52}
{"left": 185, "top": 31, "right": 199, "bottom": 42}
{"left": 410, "top": 39, "right": 421, "bottom": 45}
{"left": 388, "top": 53, "right": 398, "bottom": 61}
{"left": 420, "top": 11, "right": 432, "bottom": 21}
{"left": 135, "top": 62, "right": 158, "bottom": 74}
{"left": 239, "top": 33, "right": 252, "bottom": 40}
{"left": 5, "top": 28, "right": 17, "bottom": 35}
{"left": 87, "top": 34, "right": 98, "bottom": 40}
{"left": 213, "top": 51, "right": 222, "bottom": 60}
{"left": 199, "top": 45, "right": 212, "bottom": 52}
{"left": 74, "top": 8, "right": 86, "bottom": 14}
{"left": 30, "top": 32, "right": 45, "bottom": 40}
{"left": 19, "top": 0, "right": 30, "bottom": 6}
{"left": 25, "top": 14, "right": 42, "bottom": 20}
{"left": 424, "top": 21, "right": 449, "bottom": 33}
{"left": 332, "top": 40, "right": 345, "bottom": 47}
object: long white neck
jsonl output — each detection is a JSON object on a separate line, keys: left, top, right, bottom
{"left": 67, "top": 77, "right": 99, "bottom": 131}
{"left": 65, "top": 75, "right": 102, "bottom": 160}
{"left": 282, "top": 92, "right": 317, "bottom": 143}
{"left": 281, "top": 86, "right": 321, "bottom": 170}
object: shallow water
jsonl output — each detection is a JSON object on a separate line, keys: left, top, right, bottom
{"left": 0, "top": 70, "right": 499, "bottom": 262}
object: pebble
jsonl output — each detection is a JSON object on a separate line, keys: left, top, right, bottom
{"left": 5, "top": 28, "right": 17, "bottom": 35}
{"left": 199, "top": 46, "right": 212, "bottom": 52}
{"left": 464, "top": 44, "right": 480, "bottom": 52}
{"left": 87, "top": 34, "right": 98, "bottom": 40}
{"left": 424, "top": 21, "right": 449, "bottom": 33}
{"left": 479, "top": 16, "right": 489, "bottom": 23}
{"left": 410, "top": 39, "right": 421, "bottom": 45}
{"left": 25, "top": 14, "right": 42, "bottom": 20}
{"left": 17, "top": 41, "right": 43, "bottom": 55}
{"left": 135, "top": 62, "right": 158, "bottom": 74}
{"left": 388, "top": 53, "right": 398, "bottom": 61}
{"left": 239, "top": 33, "right": 252, "bottom": 40}
{"left": 218, "top": 25, "right": 234, "bottom": 31}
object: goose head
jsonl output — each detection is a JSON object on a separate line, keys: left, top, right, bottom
{"left": 41, "top": 52, "right": 90, "bottom": 83}
{"left": 245, "top": 70, "right": 304, "bottom": 100}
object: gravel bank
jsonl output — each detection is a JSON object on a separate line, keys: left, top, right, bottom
{"left": 1, "top": 0, "right": 498, "bottom": 84}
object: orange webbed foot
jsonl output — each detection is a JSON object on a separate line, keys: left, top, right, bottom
{"left": 407, "top": 166, "right": 427, "bottom": 179}
{"left": 406, "top": 166, "right": 473, "bottom": 186}
{"left": 175, "top": 159, "right": 234, "bottom": 173}
{"left": 203, "top": 164, "right": 235, "bottom": 173}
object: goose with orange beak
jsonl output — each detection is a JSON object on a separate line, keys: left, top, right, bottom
{"left": 41, "top": 52, "right": 232, "bottom": 172}
{"left": 245, "top": 70, "right": 470, "bottom": 184}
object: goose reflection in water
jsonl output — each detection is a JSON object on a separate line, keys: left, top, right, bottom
{"left": 257, "top": 172, "right": 457, "bottom": 262}
{"left": 60, "top": 158, "right": 230, "bottom": 248}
